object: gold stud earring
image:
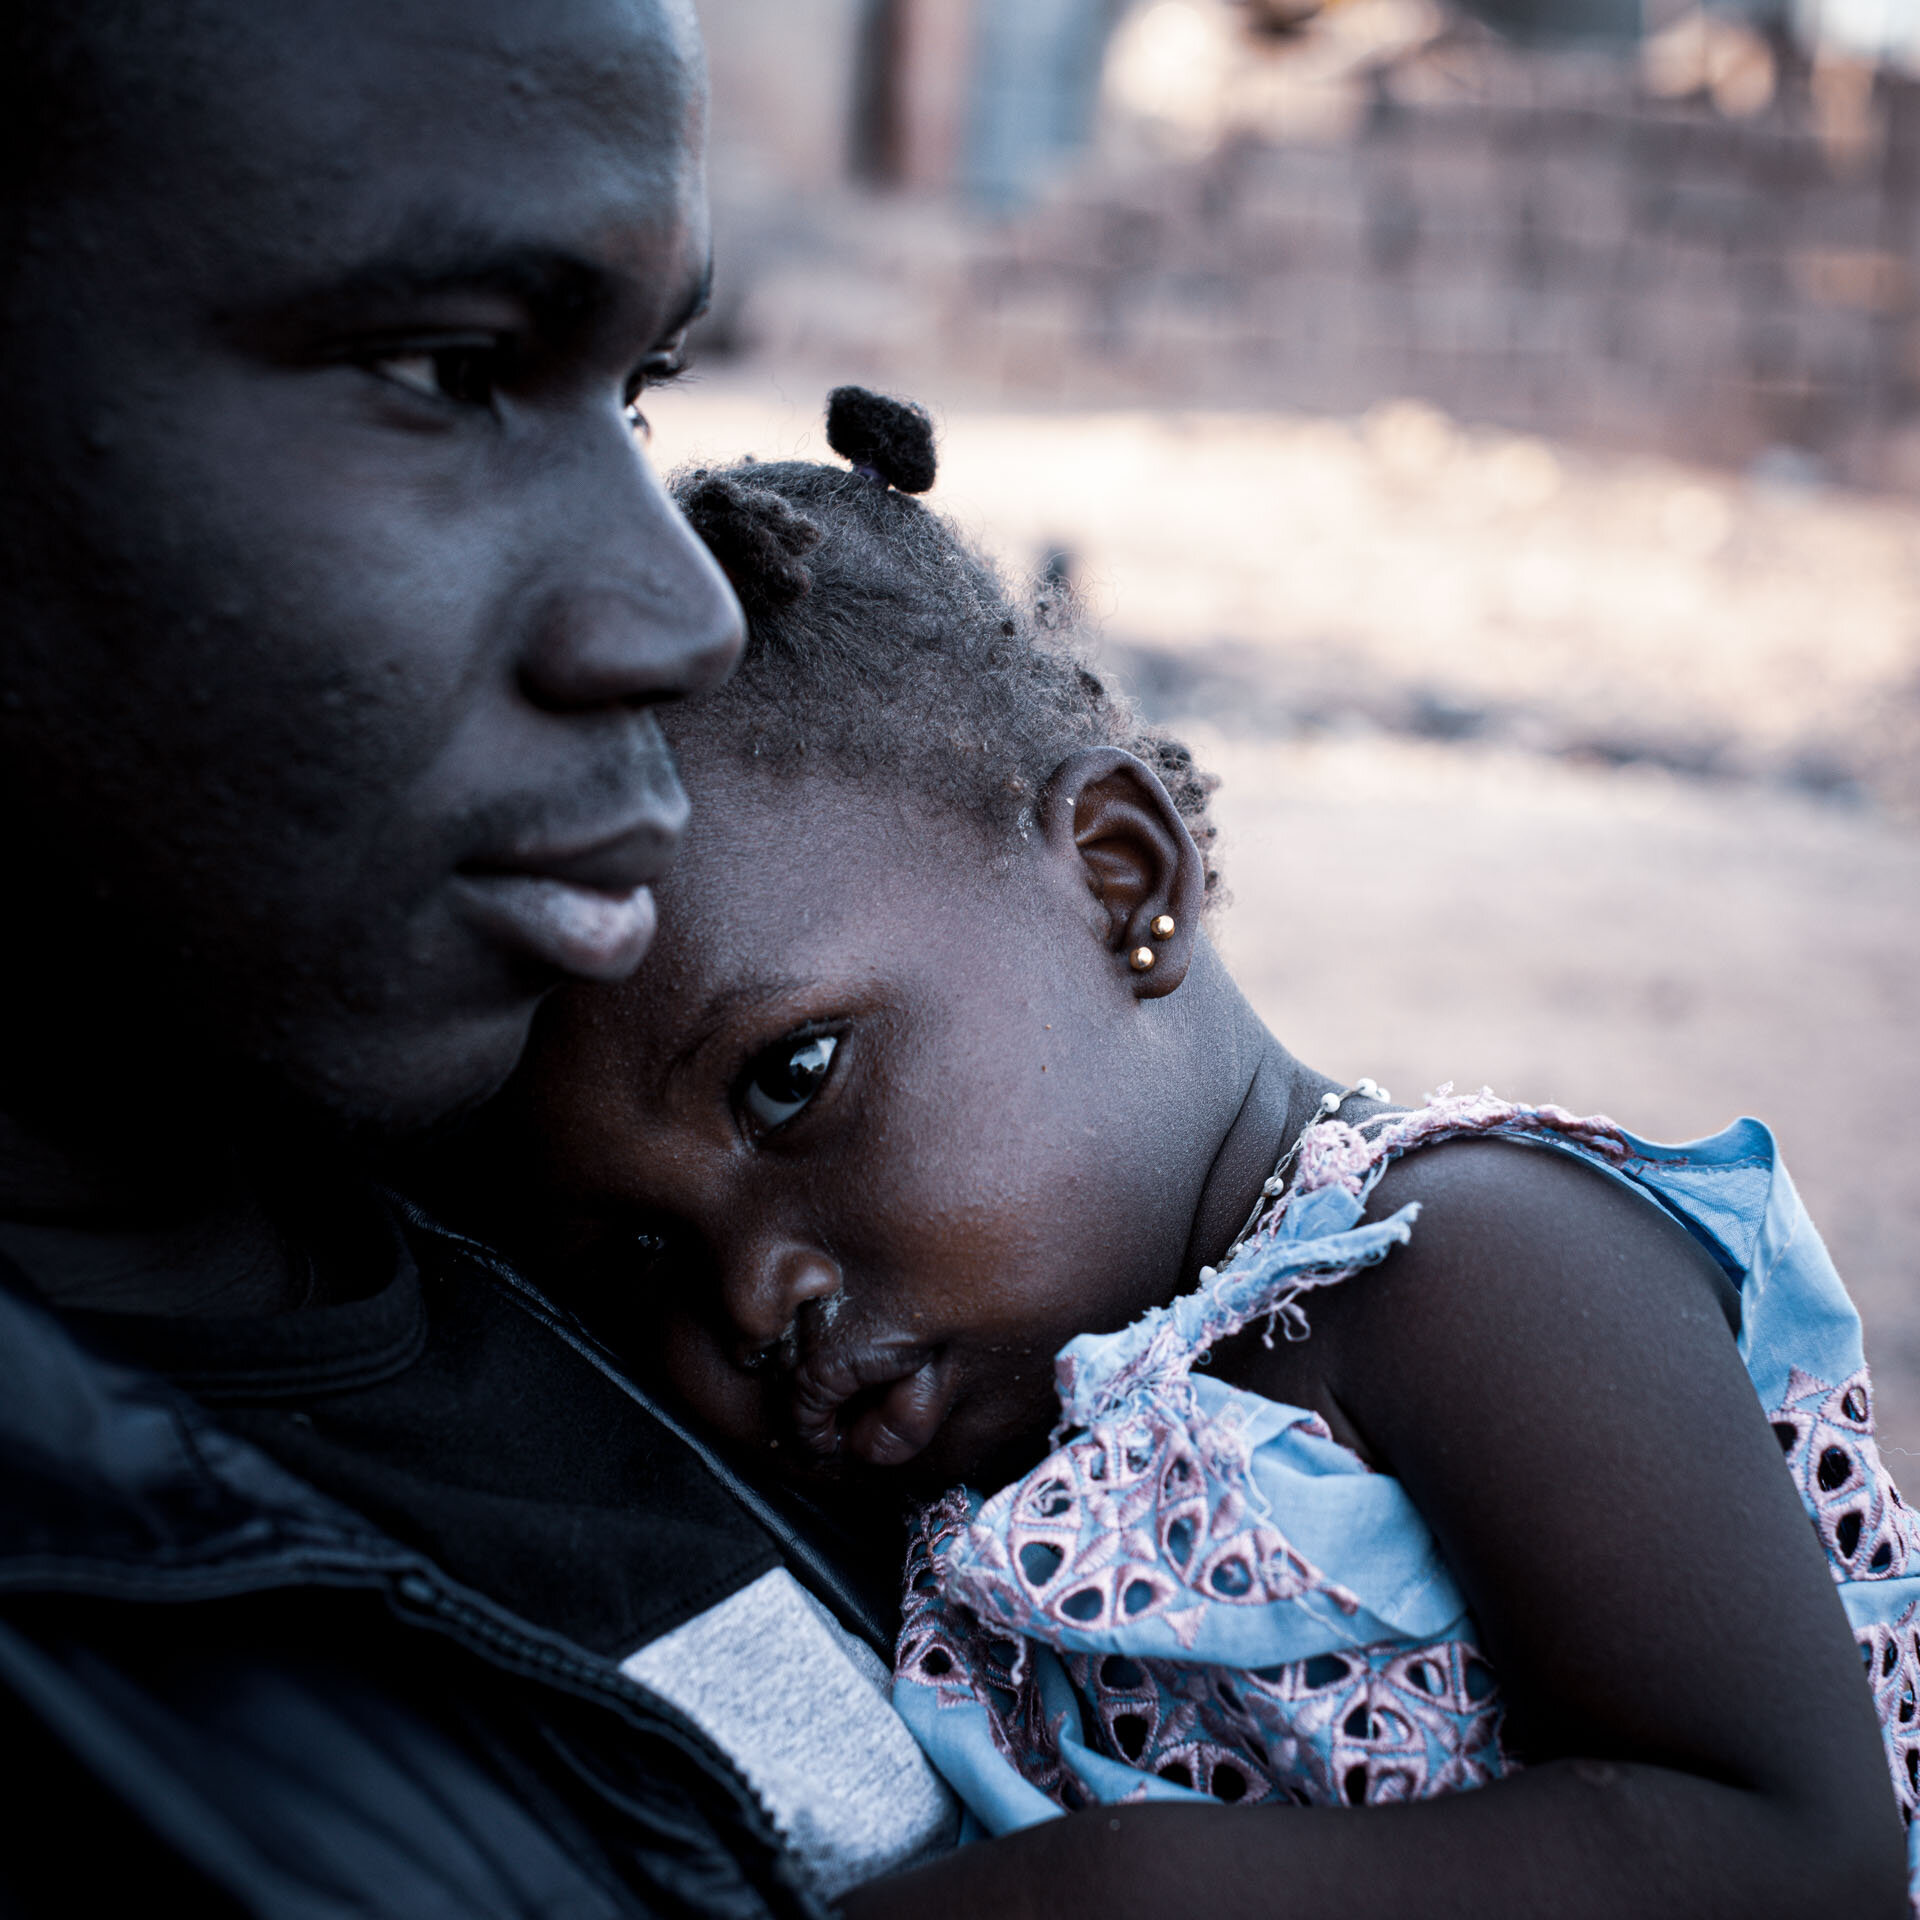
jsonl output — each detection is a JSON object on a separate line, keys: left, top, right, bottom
{"left": 1130, "top": 945, "right": 1156, "bottom": 972}
{"left": 1151, "top": 914, "right": 1176, "bottom": 940}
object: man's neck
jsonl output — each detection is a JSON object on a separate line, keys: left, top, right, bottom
{"left": 0, "top": 1107, "right": 308, "bottom": 1318}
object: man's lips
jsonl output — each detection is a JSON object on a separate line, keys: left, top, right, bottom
{"left": 452, "top": 819, "right": 677, "bottom": 982}
{"left": 789, "top": 1342, "right": 958, "bottom": 1469}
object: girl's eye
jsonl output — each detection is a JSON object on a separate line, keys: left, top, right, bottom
{"left": 740, "top": 1034, "right": 838, "bottom": 1137}
{"left": 373, "top": 345, "right": 503, "bottom": 409}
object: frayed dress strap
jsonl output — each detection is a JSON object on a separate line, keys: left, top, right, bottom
{"left": 1054, "top": 1086, "right": 1640, "bottom": 1432}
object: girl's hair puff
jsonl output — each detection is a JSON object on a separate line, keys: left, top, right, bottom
{"left": 666, "top": 388, "right": 1222, "bottom": 904}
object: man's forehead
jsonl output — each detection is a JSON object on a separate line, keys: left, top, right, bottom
{"left": 56, "top": 0, "right": 700, "bottom": 233}
{"left": 309, "top": 0, "right": 703, "bottom": 158}
{"left": 149, "top": 0, "right": 697, "bottom": 90}
{"left": 29, "top": 0, "right": 712, "bottom": 337}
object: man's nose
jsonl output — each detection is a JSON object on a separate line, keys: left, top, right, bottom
{"left": 725, "top": 1244, "right": 843, "bottom": 1359}
{"left": 518, "top": 451, "right": 744, "bottom": 713}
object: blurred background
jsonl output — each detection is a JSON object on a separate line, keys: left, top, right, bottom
{"left": 653, "top": 0, "right": 1920, "bottom": 1450}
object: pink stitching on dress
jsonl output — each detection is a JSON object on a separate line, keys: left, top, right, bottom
{"left": 1765, "top": 1364, "right": 1920, "bottom": 1832}
{"left": 897, "top": 1490, "right": 1098, "bottom": 1811}
{"left": 1769, "top": 1366, "right": 1920, "bottom": 1586}
{"left": 942, "top": 1413, "right": 1365, "bottom": 1648}
{"left": 898, "top": 1490, "right": 1510, "bottom": 1812}
{"left": 1856, "top": 1598, "right": 1920, "bottom": 1829}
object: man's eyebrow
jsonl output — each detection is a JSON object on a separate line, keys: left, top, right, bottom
{"left": 666, "top": 251, "right": 715, "bottom": 342}
{"left": 260, "top": 222, "right": 711, "bottom": 348}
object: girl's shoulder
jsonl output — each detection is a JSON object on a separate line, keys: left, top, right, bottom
{"left": 1221, "top": 1102, "right": 1745, "bottom": 1446}
{"left": 1363, "top": 1116, "right": 1743, "bottom": 1322}
{"left": 1054, "top": 1091, "right": 1781, "bottom": 1459}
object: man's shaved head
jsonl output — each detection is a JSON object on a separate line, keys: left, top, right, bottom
{"left": 0, "top": 3, "right": 224, "bottom": 209}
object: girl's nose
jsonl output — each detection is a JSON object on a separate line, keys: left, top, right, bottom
{"left": 724, "top": 1244, "right": 843, "bottom": 1359}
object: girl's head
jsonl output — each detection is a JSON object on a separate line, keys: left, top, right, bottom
{"left": 507, "top": 391, "right": 1252, "bottom": 1496}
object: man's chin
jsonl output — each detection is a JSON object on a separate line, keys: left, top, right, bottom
{"left": 266, "top": 1000, "right": 542, "bottom": 1148}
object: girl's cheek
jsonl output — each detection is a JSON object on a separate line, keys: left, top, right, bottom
{"left": 928, "top": 1368, "right": 1060, "bottom": 1490}
{"left": 660, "top": 1316, "right": 774, "bottom": 1449}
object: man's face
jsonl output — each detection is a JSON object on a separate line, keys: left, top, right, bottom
{"left": 0, "top": 0, "right": 739, "bottom": 1137}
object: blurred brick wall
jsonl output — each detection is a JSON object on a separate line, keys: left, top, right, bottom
{"left": 949, "top": 47, "right": 1920, "bottom": 481}
{"left": 696, "top": 0, "right": 866, "bottom": 196}
{"left": 702, "top": 3, "right": 1920, "bottom": 486}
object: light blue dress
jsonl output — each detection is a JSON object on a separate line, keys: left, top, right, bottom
{"left": 891, "top": 1090, "right": 1920, "bottom": 1903}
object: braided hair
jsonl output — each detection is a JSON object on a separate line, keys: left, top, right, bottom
{"left": 668, "top": 387, "right": 1222, "bottom": 903}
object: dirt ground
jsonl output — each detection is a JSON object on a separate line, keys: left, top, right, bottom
{"left": 646, "top": 372, "right": 1920, "bottom": 1458}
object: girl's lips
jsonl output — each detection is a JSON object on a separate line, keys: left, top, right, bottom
{"left": 789, "top": 1343, "right": 958, "bottom": 1469}
{"left": 845, "top": 1353, "right": 960, "bottom": 1467}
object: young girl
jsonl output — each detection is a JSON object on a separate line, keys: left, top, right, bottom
{"left": 497, "top": 389, "right": 1910, "bottom": 1916}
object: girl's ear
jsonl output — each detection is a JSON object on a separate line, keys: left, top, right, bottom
{"left": 1038, "top": 748, "right": 1206, "bottom": 1000}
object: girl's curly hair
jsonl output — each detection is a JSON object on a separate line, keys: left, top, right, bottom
{"left": 665, "top": 387, "right": 1222, "bottom": 903}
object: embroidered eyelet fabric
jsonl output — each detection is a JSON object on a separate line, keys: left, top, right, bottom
{"left": 890, "top": 1090, "right": 1920, "bottom": 1907}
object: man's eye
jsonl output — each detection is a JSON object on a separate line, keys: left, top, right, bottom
{"left": 624, "top": 350, "right": 686, "bottom": 439}
{"left": 372, "top": 345, "right": 502, "bottom": 409}
{"left": 740, "top": 1034, "right": 838, "bottom": 1136}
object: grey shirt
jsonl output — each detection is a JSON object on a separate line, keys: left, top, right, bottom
{"left": 623, "top": 1568, "right": 961, "bottom": 1900}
